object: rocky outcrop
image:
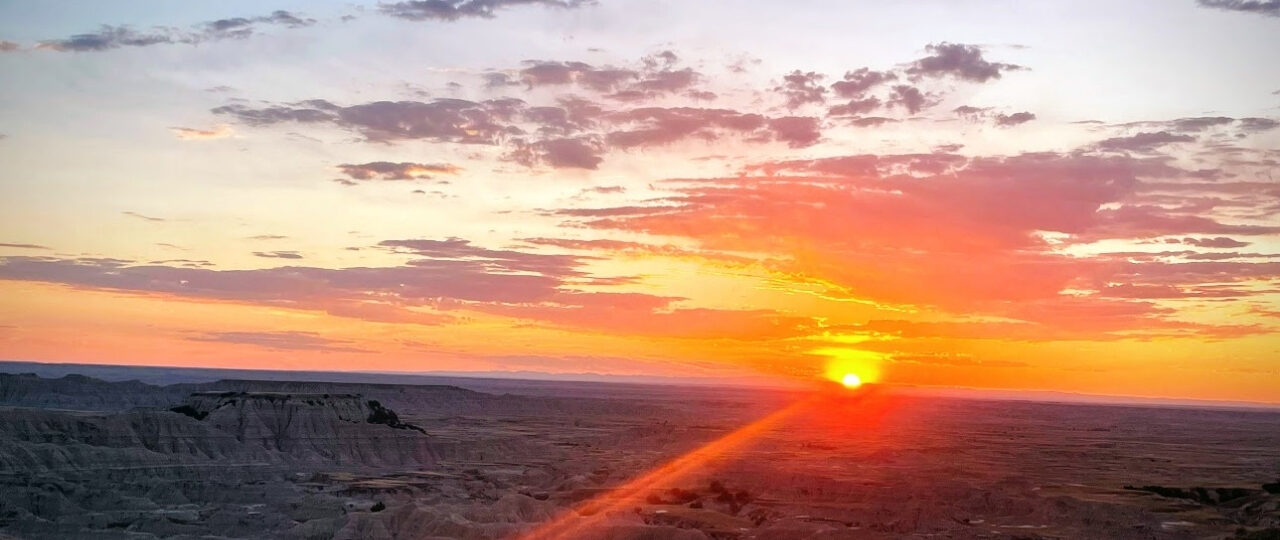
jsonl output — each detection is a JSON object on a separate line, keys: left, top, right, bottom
{"left": 0, "top": 407, "right": 276, "bottom": 473}
{"left": 167, "top": 392, "right": 437, "bottom": 467}
{"left": 0, "top": 373, "right": 659, "bottom": 419}
{"left": 0, "top": 391, "right": 436, "bottom": 475}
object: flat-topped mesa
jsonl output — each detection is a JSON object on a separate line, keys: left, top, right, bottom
{"left": 170, "top": 392, "right": 435, "bottom": 467}
{"left": 176, "top": 391, "right": 366, "bottom": 420}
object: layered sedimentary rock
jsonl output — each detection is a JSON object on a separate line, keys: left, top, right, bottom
{"left": 0, "top": 372, "right": 663, "bottom": 419}
{"left": 0, "top": 407, "right": 275, "bottom": 475}
{"left": 172, "top": 392, "right": 436, "bottom": 467}
{"left": 0, "top": 386, "right": 446, "bottom": 539}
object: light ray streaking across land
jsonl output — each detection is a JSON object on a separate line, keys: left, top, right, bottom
{"left": 516, "top": 386, "right": 885, "bottom": 540}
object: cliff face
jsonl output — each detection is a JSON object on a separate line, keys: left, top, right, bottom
{"left": 0, "top": 407, "right": 278, "bottom": 475}
{"left": 0, "top": 392, "right": 436, "bottom": 476}
{"left": 0, "top": 373, "right": 661, "bottom": 419}
{"left": 172, "top": 392, "right": 437, "bottom": 467}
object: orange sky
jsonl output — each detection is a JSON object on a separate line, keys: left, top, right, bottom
{"left": 0, "top": 1, "right": 1278, "bottom": 403}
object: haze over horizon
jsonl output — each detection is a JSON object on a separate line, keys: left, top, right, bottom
{"left": 2, "top": 0, "right": 1279, "bottom": 403}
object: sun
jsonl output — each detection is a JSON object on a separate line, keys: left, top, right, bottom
{"left": 840, "top": 373, "right": 863, "bottom": 389}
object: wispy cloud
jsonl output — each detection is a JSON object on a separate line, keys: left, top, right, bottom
{"left": 252, "top": 251, "right": 303, "bottom": 259}
{"left": 122, "top": 209, "right": 166, "bottom": 220}
{"left": 0, "top": 243, "right": 50, "bottom": 250}
{"left": 122, "top": 211, "right": 166, "bottom": 222}
{"left": 380, "top": 0, "right": 595, "bottom": 21}
{"left": 336, "top": 162, "right": 462, "bottom": 181}
{"left": 1197, "top": 0, "right": 1280, "bottom": 17}
{"left": 170, "top": 124, "right": 234, "bottom": 140}
{"left": 187, "top": 330, "right": 368, "bottom": 352}
{"left": 35, "top": 10, "right": 315, "bottom": 52}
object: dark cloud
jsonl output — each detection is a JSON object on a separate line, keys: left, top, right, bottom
{"left": 1098, "top": 283, "right": 1254, "bottom": 299}
{"left": 514, "top": 56, "right": 699, "bottom": 100}
{"left": 581, "top": 185, "right": 625, "bottom": 195}
{"left": 482, "top": 72, "right": 520, "bottom": 88}
{"left": 1239, "top": 117, "right": 1279, "bottom": 132}
{"left": 256, "top": 10, "right": 316, "bottom": 27}
{"left": 39, "top": 26, "right": 179, "bottom": 51}
{"left": 1116, "top": 116, "right": 1256, "bottom": 134}
{"left": 149, "top": 258, "right": 214, "bottom": 268}
{"left": 906, "top": 42, "right": 1023, "bottom": 82}
{"left": 953, "top": 105, "right": 991, "bottom": 118}
{"left": 0, "top": 241, "right": 807, "bottom": 339}
{"left": 1170, "top": 236, "right": 1251, "bottom": 248}
{"left": 0, "top": 240, "right": 577, "bottom": 316}
{"left": 619, "top": 67, "right": 699, "bottom": 98}
{"left": 37, "top": 11, "right": 314, "bottom": 52}
{"left": 380, "top": 0, "right": 593, "bottom": 21}
{"left": 1196, "top": 0, "right": 1280, "bottom": 16}
{"left": 214, "top": 98, "right": 523, "bottom": 144}
{"left": 844, "top": 116, "right": 897, "bottom": 127}
{"left": 830, "top": 68, "right": 897, "bottom": 98}
{"left": 954, "top": 107, "right": 1038, "bottom": 127}
{"left": 211, "top": 101, "right": 338, "bottom": 126}
{"left": 685, "top": 90, "right": 717, "bottom": 101}
{"left": 1097, "top": 131, "right": 1196, "bottom": 152}
{"left": 604, "top": 107, "right": 766, "bottom": 147}
{"left": 202, "top": 10, "right": 315, "bottom": 37}
{"left": 1170, "top": 116, "right": 1234, "bottom": 132}
{"left": 253, "top": 251, "right": 303, "bottom": 259}
{"left": 523, "top": 100, "right": 601, "bottom": 135}
{"left": 0, "top": 243, "right": 49, "bottom": 250}
{"left": 994, "top": 112, "right": 1036, "bottom": 127}
{"left": 775, "top": 70, "right": 827, "bottom": 109}
{"left": 188, "top": 331, "right": 367, "bottom": 353}
{"left": 1087, "top": 204, "right": 1280, "bottom": 239}
{"left": 510, "top": 137, "right": 605, "bottom": 169}
{"left": 0, "top": 41, "right": 20, "bottom": 52}
{"left": 221, "top": 95, "right": 815, "bottom": 167}
{"left": 377, "top": 237, "right": 585, "bottom": 277}
{"left": 246, "top": 235, "right": 288, "bottom": 241}
{"left": 641, "top": 50, "right": 679, "bottom": 70}
{"left": 337, "top": 161, "right": 463, "bottom": 180}
{"left": 767, "top": 116, "right": 822, "bottom": 147}
{"left": 887, "top": 85, "right": 933, "bottom": 114}
{"left": 519, "top": 60, "right": 637, "bottom": 91}
{"left": 828, "top": 97, "right": 881, "bottom": 116}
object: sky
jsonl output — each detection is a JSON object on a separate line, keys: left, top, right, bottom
{"left": 0, "top": 0, "right": 1278, "bottom": 402}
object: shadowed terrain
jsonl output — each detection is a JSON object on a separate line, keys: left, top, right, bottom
{"left": 0, "top": 370, "right": 1277, "bottom": 539}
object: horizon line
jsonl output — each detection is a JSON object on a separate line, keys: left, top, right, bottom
{"left": 2, "top": 358, "right": 1277, "bottom": 410}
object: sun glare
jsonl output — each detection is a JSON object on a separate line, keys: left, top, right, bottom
{"left": 818, "top": 348, "right": 882, "bottom": 388}
{"left": 841, "top": 373, "right": 863, "bottom": 388}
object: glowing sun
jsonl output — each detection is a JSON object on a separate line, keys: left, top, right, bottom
{"left": 840, "top": 373, "right": 863, "bottom": 388}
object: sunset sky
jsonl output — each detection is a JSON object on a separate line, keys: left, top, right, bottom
{"left": 1, "top": 0, "right": 1278, "bottom": 402}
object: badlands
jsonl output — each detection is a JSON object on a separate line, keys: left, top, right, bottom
{"left": 0, "top": 365, "right": 1277, "bottom": 539}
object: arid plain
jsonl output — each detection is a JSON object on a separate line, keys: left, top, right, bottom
{"left": 0, "top": 364, "right": 1277, "bottom": 540}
